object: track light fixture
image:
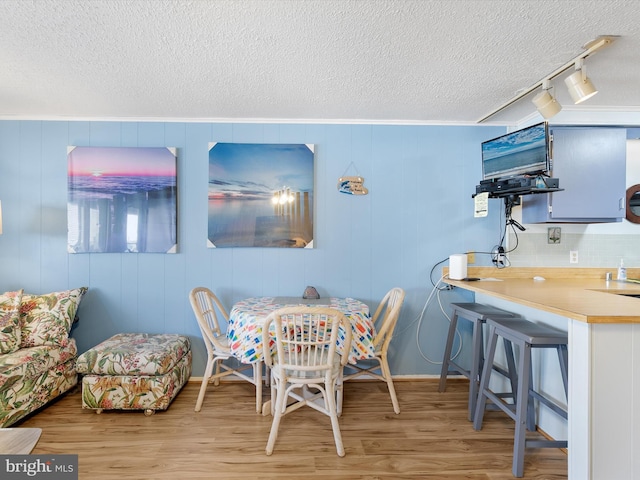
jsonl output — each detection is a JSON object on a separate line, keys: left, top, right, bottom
{"left": 478, "top": 35, "right": 617, "bottom": 123}
{"left": 532, "top": 79, "right": 562, "bottom": 119}
{"left": 564, "top": 58, "right": 598, "bottom": 104}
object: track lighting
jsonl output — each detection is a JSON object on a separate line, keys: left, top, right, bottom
{"left": 532, "top": 79, "right": 562, "bottom": 119}
{"left": 564, "top": 58, "right": 598, "bottom": 104}
{"left": 478, "top": 35, "right": 616, "bottom": 123}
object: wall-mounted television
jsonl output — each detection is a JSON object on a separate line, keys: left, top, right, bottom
{"left": 481, "top": 122, "right": 550, "bottom": 182}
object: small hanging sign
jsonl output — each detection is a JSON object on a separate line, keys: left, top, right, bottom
{"left": 338, "top": 176, "right": 368, "bottom": 195}
{"left": 338, "top": 162, "right": 368, "bottom": 195}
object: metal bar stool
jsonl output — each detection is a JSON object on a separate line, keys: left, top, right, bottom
{"left": 438, "top": 303, "right": 521, "bottom": 421}
{"left": 473, "top": 317, "right": 568, "bottom": 478}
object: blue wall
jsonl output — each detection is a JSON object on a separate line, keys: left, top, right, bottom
{"left": 0, "top": 120, "right": 505, "bottom": 376}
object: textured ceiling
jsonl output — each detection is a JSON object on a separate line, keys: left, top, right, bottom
{"left": 1, "top": 0, "right": 640, "bottom": 125}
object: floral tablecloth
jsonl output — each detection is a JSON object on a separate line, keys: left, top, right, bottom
{"left": 228, "top": 297, "right": 376, "bottom": 364}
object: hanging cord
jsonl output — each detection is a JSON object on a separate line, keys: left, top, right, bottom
{"left": 393, "top": 272, "right": 462, "bottom": 366}
{"left": 415, "top": 274, "right": 461, "bottom": 365}
{"left": 395, "top": 274, "right": 445, "bottom": 339}
{"left": 396, "top": 256, "right": 452, "bottom": 337}
{"left": 429, "top": 257, "right": 451, "bottom": 289}
{"left": 492, "top": 195, "right": 525, "bottom": 269}
{"left": 340, "top": 161, "right": 361, "bottom": 178}
{"left": 490, "top": 198, "right": 507, "bottom": 269}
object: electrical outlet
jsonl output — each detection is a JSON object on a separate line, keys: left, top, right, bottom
{"left": 467, "top": 252, "right": 475, "bottom": 264}
{"left": 570, "top": 250, "right": 579, "bottom": 264}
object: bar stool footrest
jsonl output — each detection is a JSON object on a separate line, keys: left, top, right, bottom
{"left": 443, "top": 360, "right": 471, "bottom": 380}
{"left": 529, "top": 390, "right": 568, "bottom": 420}
{"left": 526, "top": 439, "right": 567, "bottom": 449}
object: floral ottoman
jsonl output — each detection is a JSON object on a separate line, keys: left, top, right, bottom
{"left": 76, "top": 333, "right": 191, "bottom": 415}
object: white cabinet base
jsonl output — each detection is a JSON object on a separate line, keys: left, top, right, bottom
{"left": 569, "top": 320, "right": 640, "bottom": 479}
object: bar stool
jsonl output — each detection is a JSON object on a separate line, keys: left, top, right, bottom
{"left": 473, "top": 317, "right": 568, "bottom": 478}
{"left": 438, "top": 303, "right": 521, "bottom": 421}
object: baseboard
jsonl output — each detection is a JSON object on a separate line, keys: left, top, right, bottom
{"left": 537, "top": 426, "right": 568, "bottom": 455}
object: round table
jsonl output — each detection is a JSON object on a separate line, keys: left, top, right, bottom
{"left": 227, "top": 296, "right": 376, "bottom": 364}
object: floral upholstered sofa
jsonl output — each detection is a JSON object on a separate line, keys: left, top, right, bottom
{"left": 0, "top": 287, "right": 87, "bottom": 427}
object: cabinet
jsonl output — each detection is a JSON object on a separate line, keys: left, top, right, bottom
{"left": 522, "top": 127, "right": 626, "bottom": 223}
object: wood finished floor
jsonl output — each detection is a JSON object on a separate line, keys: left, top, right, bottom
{"left": 18, "top": 379, "right": 567, "bottom": 479}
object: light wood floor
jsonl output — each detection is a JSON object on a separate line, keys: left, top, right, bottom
{"left": 18, "top": 379, "right": 567, "bottom": 479}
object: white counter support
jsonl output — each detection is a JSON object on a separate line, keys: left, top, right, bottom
{"left": 569, "top": 320, "right": 639, "bottom": 479}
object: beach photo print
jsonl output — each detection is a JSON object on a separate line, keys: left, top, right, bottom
{"left": 208, "top": 143, "right": 314, "bottom": 248}
{"left": 67, "top": 146, "right": 177, "bottom": 253}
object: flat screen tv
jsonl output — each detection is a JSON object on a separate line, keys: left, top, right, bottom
{"left": 481, "top": 122, "right": 550, "bottom": 182}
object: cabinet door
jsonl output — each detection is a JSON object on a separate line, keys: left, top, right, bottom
{"left": 523, "top": 127, "right": 626, "bottom": 223}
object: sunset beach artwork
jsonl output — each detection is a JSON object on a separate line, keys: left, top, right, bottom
{"left": 208, "top": 143, "right": 314, "bottom": 248}
{"left": 67, "top": 146, "right": 177, "bottom": 253}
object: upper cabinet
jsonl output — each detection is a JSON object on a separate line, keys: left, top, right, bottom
{"left": 522, "top": 126, "right": 627, "bottom": 223}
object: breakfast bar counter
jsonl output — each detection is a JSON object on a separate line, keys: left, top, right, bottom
{"left": 444, "top": 267, "right": 640, "bottom": 480}
{"left": 444, "top": 266, "right": 640, "bottom": 323}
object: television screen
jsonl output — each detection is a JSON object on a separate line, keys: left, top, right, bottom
{"left": 481, "top": 122, "right": 549, "bottom": 181}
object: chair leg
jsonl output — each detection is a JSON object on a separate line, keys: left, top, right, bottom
{"left": 526, "top": 360, "right": 536, "bottom": 432}
{"left": 195, "top": 357, "right": 215, "bottom": 412}
{"left": 558, "top": 345, "right": 569, "bottom": 398}
{"left": 378, "top": 355, "right": 400, "bottom": 414}
{"left": 336, "top": 371, "right": 344, "bottom": 416}
{"left": 473, "top": 324, "right": 498, "bottom": 431}
{"left": 270, "top": 370, "right": 276, "bottom": 416}
{"left": 502, "top": 338, "right": 518, "bottom": 398}
{"left": 325, "top": 381, "right": 346, "bottom": 457}
{"left": 213, "top": 358, "right": 222, "bottom": 386}
{"left": 513, "top": 343, "right": 532, "bottom": 478}
{"left": 254, "top": 360, "right": 263, "bottom": 414}
{"left": 438, "top": 311, "right": 460, "bottom": 392}
{"left": 265, "top": 375, "right": 286, "bottom": 455}
{"left": 468, "top": 317, "right": 484, "bottom": 421}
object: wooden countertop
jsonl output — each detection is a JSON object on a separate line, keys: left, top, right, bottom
{"left": 443, "top": 267, "right": 640, "bottom": 324}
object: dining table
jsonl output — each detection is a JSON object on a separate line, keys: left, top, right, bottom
{"left": 227, "top": 296, "right": 377, "bottom": 365}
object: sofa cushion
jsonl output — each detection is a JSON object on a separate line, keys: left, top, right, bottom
{"left": 76, "top": 333, "right": 191, "bottom": 376}
{"left": 20, "top": 287, "right": 88, "bottom": 348}
{"left": 0, "top": 290, "right": 23, "bottom": 354}
{"left": 0, "top": 339, "right": 78, "bottom": 384}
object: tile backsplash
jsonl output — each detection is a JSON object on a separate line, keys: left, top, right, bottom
{"left": 507, "top": 232, "right": 640, "bottom": 268}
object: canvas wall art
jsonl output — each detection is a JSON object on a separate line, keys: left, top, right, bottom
{"left": 208, "top": 143, "right": 314, "bottom": 248}
{"left": 67, "top": 146, "right": 177, "bottom": 253}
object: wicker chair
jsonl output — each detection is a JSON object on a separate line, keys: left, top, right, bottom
{"left": 344, "top": 287, "right": 405, "bottom": 413}
{"left": 189, "top": 287, "right": 263, "bottom": 413}
{"left": 262, "top": 306, "right": 352, "bottom": 456}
